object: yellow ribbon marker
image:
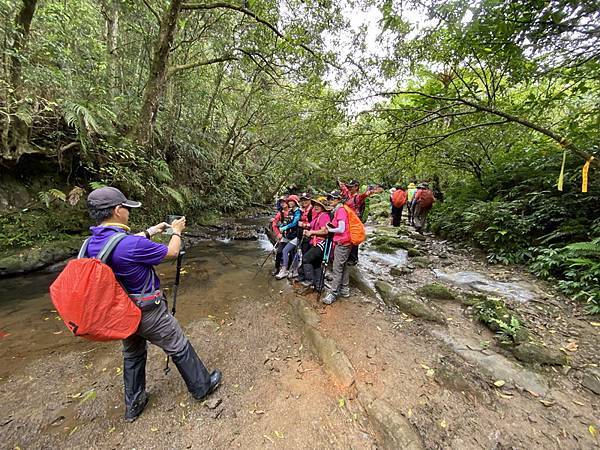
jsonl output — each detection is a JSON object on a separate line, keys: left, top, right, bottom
{"left": 557, "top": 150, "right": 567, "bottom": 191}
{"left": 582, "top": 156, "right": 594, "bottom": 193}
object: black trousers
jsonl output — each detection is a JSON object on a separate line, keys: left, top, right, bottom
{"left": 302, "top": 245, "right": 324, "bottom": 286}
{"left": 391, "top": 205, "right": 403, "bottom": 227}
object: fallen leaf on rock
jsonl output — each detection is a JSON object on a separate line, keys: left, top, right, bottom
{"left": 420, "top": 364, "right": 430, "bottom": 370}
{"left": 589, "top": 425, "right": 597, "bottom": 438}
{"left": 426, "top": 369, "right": 435, "bottom": 377}
{"left": 274, "top": 430, "right": 284, "bottom": 439}
{"left": 494, "top": 380, "right": 506, "bottom": 388}
{"left": 338, "top": 398, "right": 345, "bottom": 408}
{"left": 52, "top": 331, "right": 63, "bottom": 335}
{"left": 540, "top": 400, "right": 555, "bottom": 407}
{"left": 0, "top": 331, "right": 10, "bottom": 338}
{"left": 263, "top": 435, "right": 274, "bottom": 444}
{"left": 497, "top": 392, "right": 513, "bottom": 399}
{"left": 79, "top": 389, "right": 96, "bottom": 404}
{"left": 107, "top": 426, "right": 115, "bottom": 434}
{"left": 151, "top": 427, "right": 158, "bottom": 432}
{"left": 68, "top": 426, "right": 78, "bottom": 436}
{"left": 573, "top": 400, "right": 585, "bottom": 406}
{"left": 440, "top": 419, "right": 448, "bottom": 429}
{"left": 68, "top": 392, "right": 82, "bottom": 399}
{"left": 590, "top": 322, "right": 600, "bottom": 327}
{"left": 563, "top": 341, "right": 578, "bottom": 352}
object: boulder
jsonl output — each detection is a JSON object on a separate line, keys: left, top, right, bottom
{"left": 349, "top": 266, "right": 377, "bottom": 298}
{"left": 510, "top": 342, "right": 568, "bottom": 366}
{"left": 370, "top": 235, "right": 415, "bottom": 252}
{"left": 0, "top": 237, "right": 82, "bottom": 276}
{"left": 390, "top": 266, "right": 414, "bottom": 277}
{"left": 581, "top": 368, "right": 600, "bottom": 395}
{"left": 472, "top": 297, "right": 529, "bottom": 344}
{"left": 410, "top": 256, "right": 431, "bottom": 268}
{"left": 375, "top": 281, "right": 445, "bottom": 324}
{"left": 416, "top": 283, "right": 457, "bottom": 301}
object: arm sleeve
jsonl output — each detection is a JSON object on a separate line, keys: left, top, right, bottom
{"left": 340, "top": 183, "right": 350, "bottom": 198}
{"left": 132, "top": 237, "right": 168, "bottom": 265}
{"left": 280, "top": 210, "right": 301, "bottom": 231}
{"left": 328, "top": 220, "right": 345, "bottom": 234}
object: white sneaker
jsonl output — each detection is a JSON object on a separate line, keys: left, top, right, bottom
{"left": 275, "top": 268, "right": 289, "bottom": 280}
{"left": 288, "top": 269, "right": 299, "bottom": 279}
{"left": 322, "top": 293, "right": 337, "bottom": 305}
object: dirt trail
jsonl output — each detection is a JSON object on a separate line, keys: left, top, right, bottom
{"left": 0, "top": 222, "right": 599, "bottom": 449}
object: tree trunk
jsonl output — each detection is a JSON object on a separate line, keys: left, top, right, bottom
{"left": 1, "top": 0, "right": 37, "bottom": 165}
{"left": 103, "top": 0, "right": 120, "bottom": 103}
{"left": 135, "top": 0, "right": 184, "bottom": 146}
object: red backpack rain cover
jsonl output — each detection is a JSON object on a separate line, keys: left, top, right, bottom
{"left": 418, "top": 189, "right": 435, "bottom": 208}
{"left": 391, "top": 189, "right": 407, "bottom": 208}
{"left": 50, "top": 234, "right": 141, "bottom": 341}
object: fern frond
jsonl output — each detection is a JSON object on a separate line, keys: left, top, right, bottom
{"left": 163, "top": 186, "right": 185, "bottom": 209}
{"left": 564, "top": 239, "right": 600, "bottom": 257}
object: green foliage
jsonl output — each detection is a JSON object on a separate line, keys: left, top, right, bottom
{"left": 473, "top": 297, "right": 524, "bottom": 343}
{"left": 531, "top": 237, "right": 600, "bottom": 314}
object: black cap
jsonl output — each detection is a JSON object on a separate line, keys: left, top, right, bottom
{"left": 327, "top": 190, "right": 341, "bottom": 200}
{"left": 346, "top": 179, "right": 359, "bottom": 187}
{"left": 87, "top": 187, "right": 142, "bottom": 210}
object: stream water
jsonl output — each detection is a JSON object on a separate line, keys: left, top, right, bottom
{"left": 0, "top": 237, "right": 272, "bottom": 381}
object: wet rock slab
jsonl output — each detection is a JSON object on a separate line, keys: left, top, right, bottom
{"left": 431, "top": 330, "right": 549, "bottom": 396}
{"left": 434, "top": 270, "right": 542, "bottom": 303}
{"left": 582, "top": 368, "right": 600, "bottom": 395}
{"left": 510, "top": 342, "right": 567, "bottom": 366}
{"left": 375, "top": 281, "right": 445, "bottom": 324}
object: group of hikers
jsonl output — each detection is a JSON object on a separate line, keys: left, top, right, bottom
{"left": 268, "top": 179, "right": 436, "bottom": 305}
{"left": 50, "top": 180, "right": 436, "bottom": 424}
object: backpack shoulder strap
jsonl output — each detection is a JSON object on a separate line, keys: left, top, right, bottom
{"left": 77, "top": 237, "right": 92, "bottom": 259}
{"left": 96, "top": 232, "right": 128, "bottom": 263}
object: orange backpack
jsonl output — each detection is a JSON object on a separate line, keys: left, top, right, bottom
{"left": 418, "top": 189, "right": 435, "bottom": 208}
{"left": 343, "top": 205, "right": 366, "bottom": 245}
{"left": 391, "top": 189, "right": 407, "bottom": 208}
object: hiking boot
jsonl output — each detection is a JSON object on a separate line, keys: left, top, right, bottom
{"left": 124, "top": 391, "right": 149, "bottom": 423}
{"left": 193, "top": 369, "right": 222, "bottom": 401}
{"left": 322, "top": 293, "right": 337, "bottom": 305}
{"left": 300, "top": 280, "right": 312, "bottom": 287}
{"left": 275, "top": 268, "right": 288, "bottom": 279}
{"left": 288, "top": 269, "right": 299, "bottom": 279}
{"left": 340, "top": 288, "right": 351, "bottom": 298}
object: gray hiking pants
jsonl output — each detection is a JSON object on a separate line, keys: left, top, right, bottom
{"left": 413, "top": 204, "right": 431, "bottom": 231}
{"left": 122, "top": 299, "right": 211, "bottom": 408}
{"left": 329, "top": 243, "right": 351, "bottom": 296}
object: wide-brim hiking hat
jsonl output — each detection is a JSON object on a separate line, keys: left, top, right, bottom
{"left": 346, "top": 179, "right": 360, "bottom": 187}
{"left": 87, "top": 187, "right": 141, "bottom": 210}
{"left": 408, "top": 183, "right": 416, "bottom": 189}
{"left": 299, "top": 192, "right": 311, "bottom": 201}
{"left": 311, "top": 196, "right": 331, "bottom": 211}
{"left": 287, "top": 194, "right": 300, "bottom": 206}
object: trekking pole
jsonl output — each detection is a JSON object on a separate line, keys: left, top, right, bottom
{"left": 316, "top": 235, "right": 333, "bottom": 301}
{"left": 254, "top": 238, "right": 280, "bottom": 278}
{"left": 164, "top": 248, "right": 186, "bottom": 375}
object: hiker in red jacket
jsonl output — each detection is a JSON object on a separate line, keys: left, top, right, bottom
{"left": 412, "top": 183, "right": 436, "bottom": 232}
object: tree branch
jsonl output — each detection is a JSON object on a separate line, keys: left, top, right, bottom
{"left": 167, "top": 55, "right": 238, "bottom": 76}
{"left": 141, "top": 0, "right": 161, "bottom": 23}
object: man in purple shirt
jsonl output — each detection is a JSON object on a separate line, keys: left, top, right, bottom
{"left": 85, "top": 187, "right": 221, "bottom": 422}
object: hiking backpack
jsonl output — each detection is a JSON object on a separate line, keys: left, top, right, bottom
{"left": 342, "top": 205, "right": 366, "bottom": 245}
{"left": 49, "top": 233, "right": 142, "bottom": 341}
{"left": 417, "top": 189, "right": 435, "bottom": 208}
{"left": 391, "top": 189, "right": 407, "bottom": 208}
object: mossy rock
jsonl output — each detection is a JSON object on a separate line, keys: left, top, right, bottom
{"left": 510, "top": 342, "right": 567, "bottom": 366}
{"left": 461, "top": 293, "right": 487, "bottom": 306}
{"left": 0, "top": 237, "right": 82, "bottom": 276}
{"left": 410, "top": 256, "right": 431, "bottom": 268}
{"left": 473, "top": 297, "right": 529, "bottom": 344}
{"left": 407, "top": 247, "right": 423, "bottom": 257}
{"left": 390, "top": 266, "right": 413, "bottom": 277}
{"left": 416, "top": 283, "right": 457, "bottom": 300}
{"left": 375, "top": 280, "right": 445, "bottom": 324}
{"left": 370, "top": 235, "right": 414, "bottom": 251}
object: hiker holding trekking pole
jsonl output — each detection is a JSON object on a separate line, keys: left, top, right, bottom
{"left": 81, "top": 187, "right": 221, "bottom": 422}
{"left": 299, "top": 196, "right": 331, "bottom": 290}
